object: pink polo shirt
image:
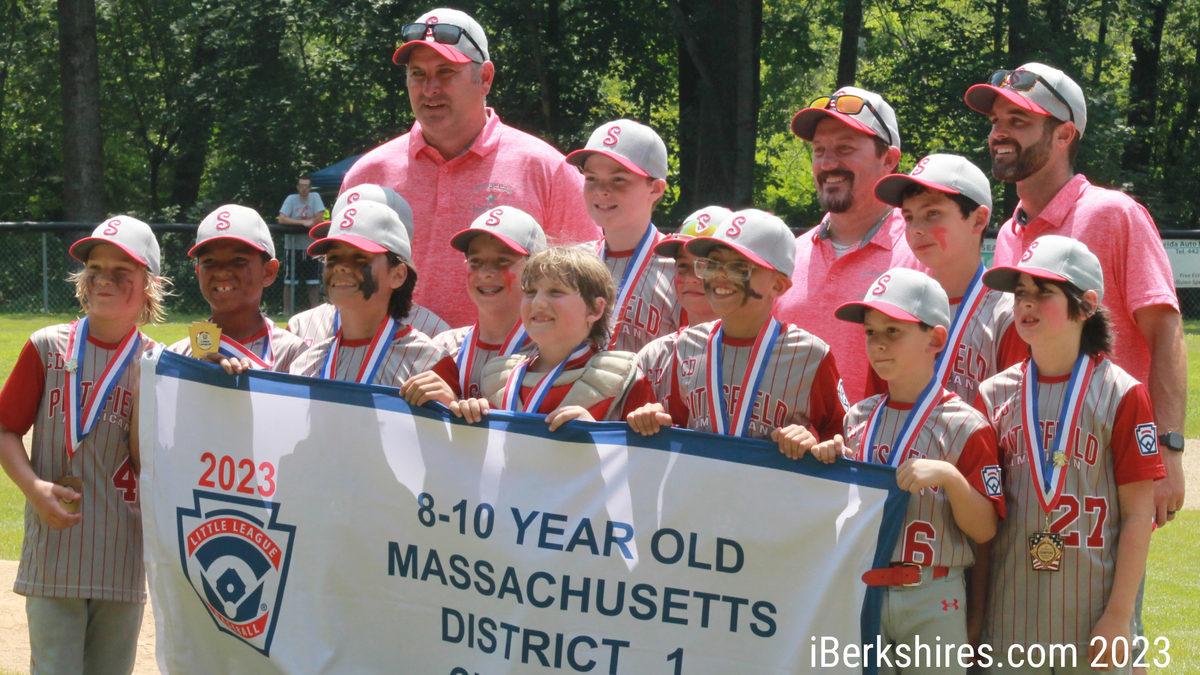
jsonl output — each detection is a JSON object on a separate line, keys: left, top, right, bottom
{"left": 994, "top": 174, "right": 1178, "bottom": 385}
{"left": 774, "top": 209, "right": 923, "bottom": 404}
{"left": 341, "top": 108, "right": 599, "bottom": 328}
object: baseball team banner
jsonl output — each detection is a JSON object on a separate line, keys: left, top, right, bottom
{"left": 139, "top": 349, "right": 908, "bottom": 675}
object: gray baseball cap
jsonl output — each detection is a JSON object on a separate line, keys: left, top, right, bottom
{"left": 965, "top": 62, "right": 1088, "bottom": 136}
{"left": 70, "top": 216, "right": 162, "bottom": 275}
{"left": 393, "top": 8, "right": 489, "bottom": 65}
{"left": 982, "top": 234, "right": 1104, "bottom": 302}
{"left": 791, "top": 87, "right": 902, "bottom": 151}
{"left": 874, "top": 154, "right": 993, "bottom": 213}
{"left": 684, "top": 209, "right": 796, "bottom": 278}
{"left": 566, "top": 119, "right": 668, "bottom": 180}
{"left": 836, "top": 268, "right": 951, "bottom": 328}
{"left": 189, "top": 204, "right": 275, "bottom": 259}
{"left": 654, "top": 205, "right": 733, "bottom": 257}
{"left": 308, "top": 200, "right": 414, "bottom": 269}
{"left": 312, "top": 184, "right": 414, "bottom": 241}
{"left": 450, "top": 205, "right": 547, "bottom": 256}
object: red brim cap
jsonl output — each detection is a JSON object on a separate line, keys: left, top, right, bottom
{"left": 187, "top": 236, "right": 269, "bottom": 258}
{"left": 981, "top": 265, "right": 1069, "bottom": 292}
{"left": 309, "top": 221, "right": 332, "bottom": 240}
{"left": 873, "top": 174, "right": 960, "bottom": 208}
{"left": 685, "top": 237, "right": 777, "bottom": 273}
{"left": 448, "top": 229, "right": 530, "bottom": 255}
{"left": 790, "top": 108, "right": 879, "bottom": 142}
{"left": 564, "top": 149, "right": 651, "bottom": 177}
{"left": 653, "top": 235, "right": 692, "bottom": 258}
{"left": 834, "top": 300, "right": 922, "bottom": 324}
{"left": 69, "top": 238, "right": 151, "bottom": 269}
{"left": 307, "top": 234, "right": 388, "bottom": 256}
{"left": 393, "top": 40, "right": 473, "bottom": 65}
{"left": 964, "top": 84, "right": 1052, "bottom": 118}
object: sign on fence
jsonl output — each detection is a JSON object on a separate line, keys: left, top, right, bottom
{"left": 140, "top": 350, "right": 908, "bottom": 675}
{"left": 1162, "top": 239, "right": 1200, "bottom": 288}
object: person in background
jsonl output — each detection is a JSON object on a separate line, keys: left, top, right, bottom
{"left": 278, "top": 175, "right": 327, "bottom": 314}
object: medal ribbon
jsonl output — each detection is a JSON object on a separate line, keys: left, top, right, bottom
{"left": 319, "top": 315, "right": 400, "bottom": 384}
{"left": 502, "top": 343, "right": 591, "bottom": 413}
{"left": 1021, "top": 353, "right": 1096, "bottom": 512}
{"left": 215, "top": 315, "right": 275, "bottom": 369}
{"left": 63, "top": 318, "right": 142, "bottom": 455}
{"left": 704, "top": 318, "right": 782, "bottom": 437}
{"left": 599, "top": 225, "right": 659, "bottom": 349}
{"left": 456, "top": 323, "right": 529, "bottom": 396}
{"left": 861, "top": 376, "right": 946, "bottom": 467}
{"left": 933, "top": 264, "right": 988, "bottom": 386}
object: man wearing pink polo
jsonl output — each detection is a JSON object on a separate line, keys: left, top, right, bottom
{"left": 965, "top": 63, "right": 1187, "bottom": 524}
{"left": 775, "top": 88, "right": 922, "bottom": 404}
{"left": 341, "top": 8, "right": 598, "bottom": 328}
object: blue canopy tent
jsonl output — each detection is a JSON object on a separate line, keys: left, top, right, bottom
{"left": 306, "top": 154, "right": 364, "bottom": 190}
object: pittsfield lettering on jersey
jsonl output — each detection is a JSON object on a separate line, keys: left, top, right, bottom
{"left": 683, "top": 381, "right": 792, "bottom": 436}
{"left": 998, "top": 420, "right": 1102, "bottom": 468}
{"left": 615, "top": 296, "right": 661, "bottom": 339}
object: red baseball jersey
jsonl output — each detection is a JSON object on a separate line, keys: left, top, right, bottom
{"left": 287, "top": 302, "right": 450, "bottom": 348}
{"left": 649, "top": 322, "right": 846, "bottom": 441}
{"left": 598, "top": 230, "right": 681, "bottom": 353}
{"left": 636, "top": 329, "right": 683, "bottom": 407}
{"left": 0, "top": 324, "right": 152, "bottom": 602}
{"left": 976, "top": 357, "right": 1165, "bottom": 650}
{"left": 844, "top": 391, "right": 1004, "bottom": 568}
{"left": 433, "top": 326, "right": 535, "bottom": 400}
{"left": 168, "top": 316, "right": 307, "bottom": 372}
{"left": 289, "top": 324, "right": 459, "bottom": 391}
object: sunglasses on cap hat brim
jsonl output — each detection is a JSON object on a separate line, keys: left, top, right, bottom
{"left": 393, "top": 23, "right": 485, "bottom": 65}
{"left": 187, "top": 236, "right": 270, "bottom": 259}
{"left": 307, "top": 234, "right": 390, "bottom": 257}
{"left": 683, "top": 238, "right": 778, "bottom": 274}
{"left": 70, "top": 238, "right": 152, "bottom": 270}
{"left": 834, "top": 300, "right": 923, "bottom": 325}
{"left": 873, "top": 174, "right": 964, "bottom": 209}
{"left": 448, "top": 229, "right": 531, "bottom": 256}
{"left": 791, "top": 96, "right": 894, "bottom": 146}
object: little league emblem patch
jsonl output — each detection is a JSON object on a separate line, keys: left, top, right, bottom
{"left": 982, "top": 465, "right": 1002, "bottom": 498}
{"left": 178, "top": 491, "right": 296, "bottom": 656}
{"left": 1135, "top": 423, "right": 1158, "bottom": 456}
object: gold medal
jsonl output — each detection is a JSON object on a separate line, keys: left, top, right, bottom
{"left": 54, "top": 476, "right": 83, "bottom": 514}
{"left": 188, "top": 321, "right": 222, "bottom": 358}
{"left": 1052, "top": 450, "right": 1068, "bottom": 467}
{"left": 1028, "top": 531, "right": 1064, "bottom": 571}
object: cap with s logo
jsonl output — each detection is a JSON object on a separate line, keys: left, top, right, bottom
{"left": 70, "top": 215, "right": 162, "bottom": 275}
{"left": 449, "top": 206, "right": 547, "bottom": 256}
{"left": 873, "top": 153, "right": 993, "bottom": 213}
{"left": 965, "top": 62, "right": 1087, "bottom": 135}
{"left": 311, "top": 184, "right": 414, "bottom": 242}
{"left": 565, "top": 119, "right": 668, "bottom": 180}
{"left": 982, "top": 234, "right": 1104, "bottom": 301}
{"left": 189, "top": 204, "right": 275, "bottom": 258}
{"left": 684, "top": 209, "right": 796, "bottom": 278}
{"left": 308, "top": 201, "right": 414, "bottom": 270}
{"left": 835, "top": 268, "right": 951, "bottom": 327}
{"left": 393, "top": 8, "right": 489, "bottom": 65}
{"left": 791, "top": 86, "right": 902, "bottom": 151}
{"left": 654, "top": 205, "right": 733, "bottom": 257}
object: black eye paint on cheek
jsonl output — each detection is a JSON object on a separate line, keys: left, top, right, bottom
{"left": 358, "top": 263, "right": 379, "bottom": 300}
{"left": 737, "top": 279, "right": 763, "bottom": 306}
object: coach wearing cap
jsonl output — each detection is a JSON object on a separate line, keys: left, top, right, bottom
{"left": 341, "top": 7, "right": 598, "bottom": 329}
{"left": 966, "top": 63, "right": 1187, "bottom": 523}
{"left": 775, "top": 87, "right": 922, "bottom": 405}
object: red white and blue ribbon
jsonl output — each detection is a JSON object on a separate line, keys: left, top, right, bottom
{"left": 704, "top": 318, "right": 782, "bottom": 437}
{"left": 933, "top": 263, "right": 988, "bottom": 386}
{"left": 457, "top": 322, "right": 528, "bottom": 396}
{"left": 599, "top": 225, "right": 659, "bottom": 349}
{"left": 861, "top": 377, "right": 947, "bottom": 467}
{"left": 1021, "top": 353, "right": 1096, "bottom": 512}
{"left": 319, "top": 315, "right": 400, "bottom": 384}
{"left": 215, "top": 315, "right": 275, "bottom": 370}
{"left": 502, "top": 343, "right": 591, "bottom": 413}
{"left": 63, "top": 318, "right": 142, "bottom": 455}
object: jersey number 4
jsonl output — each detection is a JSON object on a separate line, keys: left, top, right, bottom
{"left": 112, "top": 457, "right": 137, "bottom": 503}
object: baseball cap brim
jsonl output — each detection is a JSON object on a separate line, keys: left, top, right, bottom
{"left": 834, "top": 300, "right": 923, "bottom": 324}
{"left": 69, "top": 238, "right": 152, "bottom": 269}
{"left": 307, "top": 234, "right": 389, "bottom": 256}
{"left": 684, "top": 237, "right": 778, "bottom": 273}
{"left": 393, "top": 40, "right": 474, "bottom": 65}
{"left": 964, "top": 84, "right": 1053, "bottom": 118}
{"left": 449, "top": 229, "right": 530, "bottom": 255}
{"left": 187, "top": 236, "right": 270, "bottom": 258}
{"left": 564, "top": 149, "right": 651, "bottom": 178}
{"left": 873, "top": 174, "right": 963, "bottom": 208}
{"left": 310, "top": 221, "right": 331, "bottom": 239}
{"left": 981, "top": 265, "right": 1070, "bottom": 292}
{"left": 653, "top": 235, "right": 691, "bottom": 258}
{"left": 790, "top": 108, "right": 880, "bottom": 142}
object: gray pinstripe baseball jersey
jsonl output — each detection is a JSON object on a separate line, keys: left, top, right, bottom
{"left": 286, "top": 302, "right": 450, "bottom": 348}
{"left": 168, "top": 317, "right": 307, "bottom": 372}
{"left": 433, "top": 325, "right": 535, "bottom": 400}
{"left": 943, "top": 289, "right": 1024, "bottom": 403}
{"left": 635, "top": 330, "right": 682, "bottom": 405}
{"left": 598, "top": 232, "right": 681, "bottom": 353}
{"left": 289, "top": 324, "right": 458, "bottom": 389}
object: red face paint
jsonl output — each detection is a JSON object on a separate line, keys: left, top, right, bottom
{"left": 931, "top": 227, "right": 949, "bottom": 251}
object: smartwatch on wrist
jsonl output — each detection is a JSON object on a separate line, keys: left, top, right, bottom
{"left": 1158, "top": 431, "right": 1184, "bottom": 453}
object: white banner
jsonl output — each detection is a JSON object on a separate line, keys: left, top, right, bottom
{"left": 140, "top": 350, "right": 908, "bottom": 675}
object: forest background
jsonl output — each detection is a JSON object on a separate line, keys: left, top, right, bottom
{"left": 3, "top": 0, "right": 1197, "bottom": 232}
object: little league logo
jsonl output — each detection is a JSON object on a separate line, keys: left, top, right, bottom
{"left": 1135, "top": 423, "right": 1158, "bottom": 456}
{"left": 982, "top": 465, "right": 1002, "bottom": 498}
{"left": 178, "top": 491, "right": 296, "bottom": 656}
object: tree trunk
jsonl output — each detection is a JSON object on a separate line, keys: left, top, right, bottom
{"left": 169, "top": 31, "right": 219, "bottom": 214}
{"left": 836, "top": 0, "right": 863, "bottom": 87}
{"left": 1006, "top": 0, "right": 1029, "bottom": 68}
{"left": 1093, "top": 0, "right": 1110, "bottom": 86}
{"left": 991, "top": 0, "right": 1005, "bottom": 61}
{"left": 1121, "top": 0, "right": 1171, "bottom": 179}
{"left": 58, "top": 0, "right": 105, "bottom": 222}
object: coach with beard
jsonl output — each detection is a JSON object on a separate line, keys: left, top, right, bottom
{"left": 775, "top": 87, "right": 922, "bottom": 405}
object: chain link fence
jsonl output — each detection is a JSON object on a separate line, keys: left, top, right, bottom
{"left": 0, "top": 223, "right": 1197, "bottom": 320}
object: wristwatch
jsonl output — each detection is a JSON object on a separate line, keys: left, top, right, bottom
{"left": 1158, "top": 431, "right": 1185, "bottom": 453}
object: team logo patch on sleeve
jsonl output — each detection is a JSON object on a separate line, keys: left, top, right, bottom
{"left": 1136, "top": 423, "right": 1159, "bottom": 456}
{"left": 837, "top": 379, "right": 850, "bottom": 411}
{"left": 982, "top": 465, "right": 1002, "bottom": 497}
